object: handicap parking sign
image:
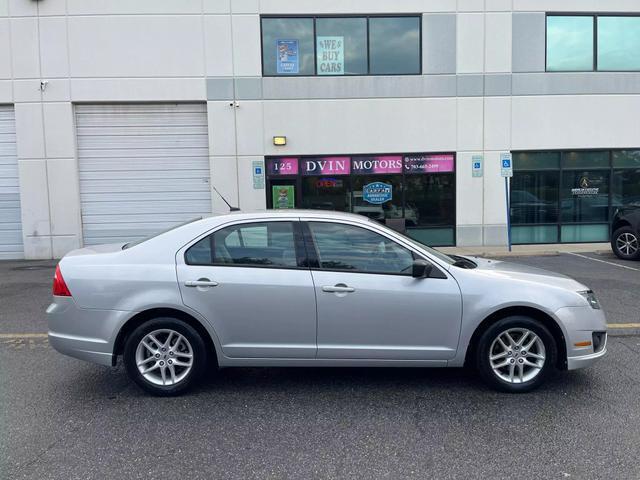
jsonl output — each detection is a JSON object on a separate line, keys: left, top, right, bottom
{"left": 500, "top": 153, "right": 513, "bottom": 177}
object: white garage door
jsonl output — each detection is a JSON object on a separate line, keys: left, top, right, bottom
{"left": 76, "top": 104, "right": 212, "bottom": 246}
{"left": 0, "top": 106, "right": 23, "bottom": 259}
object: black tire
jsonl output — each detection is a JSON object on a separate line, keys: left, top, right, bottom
{"left": 476, "top": 316, "right": 557, "bottom": 393}
{"left": 124, "top": 317, "right": 208, "bottom": 396}
{"left": 611, "top": 226, "right": 640, "bottom": 261}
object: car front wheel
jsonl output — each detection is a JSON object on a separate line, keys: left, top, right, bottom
{"left": 611, "top": 226, "right": 640, "bottom": 260}
{"left": 124, "top": 317, "right": 207, "bottom": 396}
{"left": 476, "top": 316, "right": 557, "bottom": 393}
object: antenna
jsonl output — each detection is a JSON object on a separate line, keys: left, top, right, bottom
{"left": 211, "top": 185, "right": 241, "bottom": 212}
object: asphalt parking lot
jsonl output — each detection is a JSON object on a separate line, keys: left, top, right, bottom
{"left": 1, "top": 252, "right": 639, "bottom": 479}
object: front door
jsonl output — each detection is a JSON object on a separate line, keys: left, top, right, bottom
{"left": 177, "top": 220, "right": 317, "bottom": 359}
{"left": 305, "top": 220, "right": 462, "bottom": 360}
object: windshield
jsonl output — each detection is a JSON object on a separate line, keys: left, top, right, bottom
{"left": 122, "top": 217, "right": 202, "bottom": 250}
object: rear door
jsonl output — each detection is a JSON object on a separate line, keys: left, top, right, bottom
{"left": 176, "top": 219, "right": 317, "bottom": 359}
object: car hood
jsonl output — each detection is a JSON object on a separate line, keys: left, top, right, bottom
{"left": 461, "top": 257, "right": 589, "bottom": 291}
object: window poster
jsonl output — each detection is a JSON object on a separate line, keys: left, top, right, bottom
{"left": 272, "top": 185, "right": 295, "bottom": 209}
{"left": 317, "top": 36, "right": 344, "bottom": 75}
{"left": 363, "top": 182, "right": 393, "bottom": 205}
{"left": 277, "top": 40, "right": 299, "bottom": 74}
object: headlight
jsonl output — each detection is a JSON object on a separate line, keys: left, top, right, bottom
{"left": 578, "top": 290, "right": 601, "bottom": 310}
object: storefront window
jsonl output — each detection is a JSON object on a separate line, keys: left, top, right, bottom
{"left": 561, "top": 170, "right": 610, "bottom": 223}
{"left": 513, "top": 152, "right": 560, "bottom": 170}
{"left": 612, "top": 168, "right": 640, "bottom": 208}
{"left": 301, "top": 176, "right": 350, "bottom": 212}
{"left": 266, "top": 153, "right": 456, "bottom": 246}
{"left": 511, "top": 171, "right": 559, "bottom": 224}
{"left": 613, "top": 150, "right": 640, "bottom": 168}
{"left": 561, "top": 151, "right": 609, "bottom": 169}
{"left": 511, "top": 149, "right": 638, "bottom": 244}
{"left": 350, "top": 175, "right": 403, "bottom": 223}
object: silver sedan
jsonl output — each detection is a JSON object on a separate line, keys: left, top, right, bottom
{"left": 47, "top": 211, "right": 607, "bottom": 395}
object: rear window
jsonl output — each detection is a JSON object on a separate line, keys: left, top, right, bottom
{"left": 122, "top": 218, "right": 202, "bottom": 250}
{"left": 185, "top": 221, "right": 299, "bottom": 268}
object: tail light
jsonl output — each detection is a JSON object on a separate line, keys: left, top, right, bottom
{"left": 53, "top": 264, "right": 72, "bottom": 297}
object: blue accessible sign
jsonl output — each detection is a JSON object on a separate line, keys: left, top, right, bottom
{"left": 363, "top": 182, "right": 392, "bottom": 205}
{"left": 276, "top": 39, "right": 299, "bottom": 74}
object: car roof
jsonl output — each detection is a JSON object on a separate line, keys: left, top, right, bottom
{"left": 206, "top": 209, "right": 371, "bottom": 222}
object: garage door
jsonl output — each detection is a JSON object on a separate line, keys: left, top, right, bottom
{"left": 0, "top": 106, "right": 23, "bottom": 259}
{"left": 76, "top": 104, "right": 212, "bottom": 246}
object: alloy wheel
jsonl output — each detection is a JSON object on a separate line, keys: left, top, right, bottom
{"left": 489, "top": 328, "right": 546, "bottom": 384}
{"left": 616, "top": 232, "right": 639, "bottom": 257}
{"left": 135, "top": 329, "right": 194, "bottom": 386}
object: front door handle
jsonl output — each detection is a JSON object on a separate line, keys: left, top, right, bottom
{"left": 322, "top": 284, "right": 355, "bottom": 293}
{"left": 185, "top": 279, "right": 219, "bottom": 287}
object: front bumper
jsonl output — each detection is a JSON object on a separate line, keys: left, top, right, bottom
{"left": 567, "top": 346, "right": 607, "bottom": 370}
{"left": 47, "top": 296, "right": 131, "bottom": 366}
{"left": 555, "top": 306, "right": 608, "bottom": 370}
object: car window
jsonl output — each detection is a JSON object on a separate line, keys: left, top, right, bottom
{"left": 185, "top": 221, "right": 298, "bottom": 268}
{"left": 308, "top": 222, "right": 414, "bottom": 274}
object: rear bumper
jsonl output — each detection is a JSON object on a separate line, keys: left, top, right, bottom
{"left": 47, "top": 296, "right": 132, "bottom": 367}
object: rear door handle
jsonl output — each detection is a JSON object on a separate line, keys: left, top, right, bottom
{"left": 322, "top": 284, "right": 355, "bottom": 293}
{"left": 185, "top": 279, "right": 219, "bottom": 287}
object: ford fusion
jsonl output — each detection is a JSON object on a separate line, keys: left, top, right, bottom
{"left": 47, "top": 211, "right": 607, "bottom": 395}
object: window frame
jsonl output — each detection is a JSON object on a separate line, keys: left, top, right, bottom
{"left": 260, "top": 14, "right": 423, "bottom": 77}
{"left": 184, "top": 219, "right": 309, "bottom": 270}
{"left": 302, "top": 220, "right": 424, "bottom": 277}
{"left": 545, "top": 12, "right": 640, "bottom": 72}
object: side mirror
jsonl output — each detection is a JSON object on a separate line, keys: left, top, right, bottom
{"left": 412, "top": 259, "right": 433, "bottom": 279}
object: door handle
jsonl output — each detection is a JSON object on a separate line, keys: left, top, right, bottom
{"left": 322, "top": 285, "right": 355, "bottom": 293}
{"left": 185, "top": 279, "right": 219, "bottom": 287}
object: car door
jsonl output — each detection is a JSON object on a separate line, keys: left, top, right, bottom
{"left": 176, "top": 219, "right": 317, "bottom": 359}
{"left": 304, "top": 220, "right": 462, "bottom": 360}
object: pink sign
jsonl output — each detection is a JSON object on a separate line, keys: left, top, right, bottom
{"left": 267, "top": 157, "right": 298, "bottom": 176}
{"left": 351, "top": 156, "right": 403, "bottom": 175}
{"left": 404, "top": 154, "right": 455, "bottom": 173}
{"left": 302, "top": 156, "right": 351, "bottom": 176}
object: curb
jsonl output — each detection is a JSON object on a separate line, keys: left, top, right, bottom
{"left": 607, "top": 326, "right": 640, "bottom": 337}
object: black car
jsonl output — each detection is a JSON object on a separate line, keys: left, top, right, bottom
{"left": 611, "top": 206, "right": 640, "bottom": 260}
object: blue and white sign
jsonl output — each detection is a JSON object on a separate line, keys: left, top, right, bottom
{"left": 276, "top": 40, "right": 299, "bottom": 74}
{"left": 363, "top": 182, "right": 392, "bottom": 205}
{"left": 500, "top": 152, "right": 513, "bottom": 177}
{"left": 252, "top": 160, "right": 265, "bottom": 189}
{"left": 472, "top": 155, "right": 483, "bottom": 178}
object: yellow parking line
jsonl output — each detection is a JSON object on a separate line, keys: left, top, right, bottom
{"left": 607, "top": 323, "right": 640, "bottom": 329}
{"left": 0, "top": 333, "right": 48, "bottom": 339}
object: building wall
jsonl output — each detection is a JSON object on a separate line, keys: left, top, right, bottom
{"left": 2, "top": 0, "right": 640, "bottom": 258}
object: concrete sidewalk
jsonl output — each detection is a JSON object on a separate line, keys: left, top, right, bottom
{"left": 437, "top": 242, "right": 611, "bottom": 258}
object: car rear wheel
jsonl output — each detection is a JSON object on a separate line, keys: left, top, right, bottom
{"left": 476, "top": 316, "right": 557, "bottom": 393}
{"left": 611, "top": 226, "right": 640, "bottom": 260}
{"left": 124, "top": 317, "right": 207, "bottom": 396}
